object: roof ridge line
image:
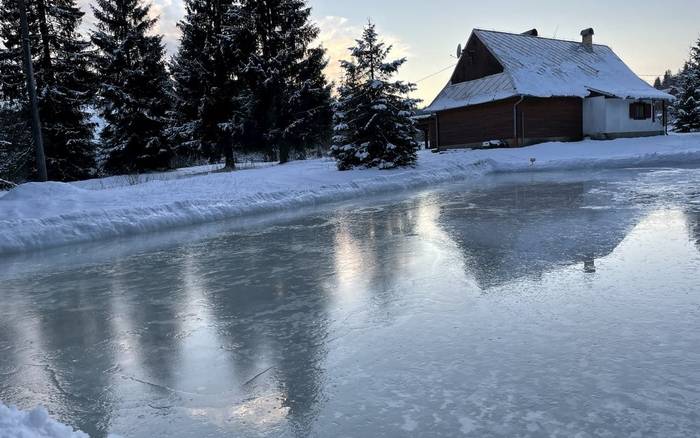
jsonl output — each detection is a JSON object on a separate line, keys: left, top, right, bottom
{"left": 473, "top": 28, "right": 610, "bottom": 48}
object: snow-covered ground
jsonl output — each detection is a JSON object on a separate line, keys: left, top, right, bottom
{"left": 1, "top": 134, "right": 700, "bottom": 255}
{"left": 70, "top": 161, "right": 274, "bottom": 190}
{"left": 0, "top": 403, "right": 88, "bottom": 438}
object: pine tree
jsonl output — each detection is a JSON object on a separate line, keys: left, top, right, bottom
{"left": 91, "top": 0, "right": 173, "bottom": 174}
{"left": 673, "top": 38, "right": 700, "bottom": 133}
{"left": 330, "top": 22, "right": 419, "bottom": 171}
{"left": 653, "top": 77, "right": 662, "bottom": 89}
{"left": 236, "top": 0, "right": 332, "bottom": 163}
{"left": 0, "top": 0, "right": 96, "bottom": 181}
{"left": 661, "top": 69, "right": 674, "bottom": 89}
{"left": 169, "top": 0, "right": 242, "bottom": 167}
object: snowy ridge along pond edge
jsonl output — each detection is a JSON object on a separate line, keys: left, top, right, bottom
{"left": 0, "top": 159, "right": 489, "bottom": 255}
{"left": 2, "top": 134, "right": 700, "bottom": 255}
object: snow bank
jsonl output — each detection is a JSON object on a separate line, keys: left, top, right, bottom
{"left": 1, "top": 134, "right": 700, "bottom": 255}
{"left": 0, "top": 403, "right": 88, "bottom": 438}
{"left": 1, "top": 182, "right": 87, "bottom": 202}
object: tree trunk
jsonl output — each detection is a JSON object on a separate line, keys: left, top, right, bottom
{"left": 279, "top": 143, "right": 289, "bottom": 164}
{"left": 18, "top": 0, "right": 47, "bottom": 182}
{"left": 222, "top": 137, "right": 235, "bottom": 170}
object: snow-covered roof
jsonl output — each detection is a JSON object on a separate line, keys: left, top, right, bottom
{"left": 426, "top": 29, "right": 674, "bottom": 112}
{"left": 425, "top": 72, "right": 517, "bottom": 112}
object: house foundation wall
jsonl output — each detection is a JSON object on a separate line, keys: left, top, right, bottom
{"left": 589, "top": 131, "right": 665, "bottom": 140}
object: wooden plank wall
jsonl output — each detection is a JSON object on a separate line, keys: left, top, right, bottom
{"left": 437, "top": 98, "right": 518, "bottom": 147}
{"left": 434, "top": 97, "right": 583, "bottom": 149}
{"left": 519, "top": 97, "right": 583, "bottom": 143}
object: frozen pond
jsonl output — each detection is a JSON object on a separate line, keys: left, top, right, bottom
{"left": 1, "top": 166, "right": 700, "bottom": 437}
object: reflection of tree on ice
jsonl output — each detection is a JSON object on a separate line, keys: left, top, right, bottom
{"left": 686, "top": 210, "right": 700, "bottom": 252}
{"left": 584, "top": 256, "right": 596, "bottom": 274}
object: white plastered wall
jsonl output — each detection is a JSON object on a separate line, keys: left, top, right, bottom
{"left": 583, "top": 97, "right": 664, "bottom": 137}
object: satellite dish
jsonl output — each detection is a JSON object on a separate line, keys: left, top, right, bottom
{"left": 456, "top": 44, "right": 463, "bottom": 58}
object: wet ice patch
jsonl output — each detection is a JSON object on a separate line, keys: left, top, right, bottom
{"left": 459, "top": 416, "right": 476, "bottom": 434}
{"left": 401, "top": 413, "right": 418, "bottom": 432}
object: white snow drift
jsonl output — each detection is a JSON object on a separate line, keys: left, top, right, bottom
{"left": 1, "top": 134, "right": 700, "bottom": 255}
{"left": 0, "top": 403, "right": 88, "bottom": 438}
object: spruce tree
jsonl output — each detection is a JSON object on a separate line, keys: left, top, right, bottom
{"left": 673, "top": 39, "right": 700, "bottom": 133}
{"left": 330, "top": 22, "right": 419, "bottom": 170}
{"left": 236, "top": 0, "right": 332, "bottom": 163}
{"left": 0, "top": 0, "right": 96, "bottom": 181}
{"left": 91, "top": 0, "right": 173, "bottom": 174}
{"left": 169, "top": 0, "right": 242, "bottom": 167}
{"left": 331, "top": 60, "right": 362, "bottom": 169}
{"left": 0, "top": 101, "right": 32, "bottom": 183}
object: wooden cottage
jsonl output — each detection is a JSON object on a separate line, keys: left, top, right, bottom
{"left": 419, "top": 28, "right": 675, "bottom": 150}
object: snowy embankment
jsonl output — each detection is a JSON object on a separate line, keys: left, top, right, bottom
{"left": 0, "top": 403, "right": 88, "bottom": 438}
{"left": 1, "top": 134, "right": 700, "bottom": 255}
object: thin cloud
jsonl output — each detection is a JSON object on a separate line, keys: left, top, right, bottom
{"left": 77, "top": 0, "right": 185, "bottom": 53}
{"left": 315, "top": 16, "right": 412, "bottom": 86}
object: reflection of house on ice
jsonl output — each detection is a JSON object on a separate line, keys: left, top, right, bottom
{"left": 439, "top": 182, "right": 640, "bottom": 289}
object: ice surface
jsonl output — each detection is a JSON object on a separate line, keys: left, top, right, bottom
{"left": 1, "top": 134, "right": 700, "bottom": 255}
{"left": 2, "top": 167, "right": 699, "bottom": 437}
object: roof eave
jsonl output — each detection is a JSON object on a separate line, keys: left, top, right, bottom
{"left": 426, "top": 93, "right": 521, "bottom": 113}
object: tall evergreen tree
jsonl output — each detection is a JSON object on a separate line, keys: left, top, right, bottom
{"left": 236, "top": 0, "right": 332, "bottom": 163}
{"left": 330, "top": 22, "right": 419, "bottom": 170}
{"left": 91, "top": 0, "right": 173, "bottom": 174}
{"left": 169, "top": 0, "right": 242, "bottom": 167}
{"left": 673, "top": 39, "right": 700, "bottom": 133}
{"left": 0, "top": 0, "right": 96, "bottom": 181}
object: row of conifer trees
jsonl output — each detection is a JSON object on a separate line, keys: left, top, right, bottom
{"left": 0, "top": 0, "right": 419, "bottom": 182}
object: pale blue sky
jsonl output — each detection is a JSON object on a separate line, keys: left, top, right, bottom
{"left": 80, "top": 0, "right": 700, "bottom": 103}
{"left": 310, "top": 0, "right": 699, "bottom": 103}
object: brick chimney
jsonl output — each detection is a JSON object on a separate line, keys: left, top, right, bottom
{"left": 580, "top": 28, "right": 594, "bottom": 47}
